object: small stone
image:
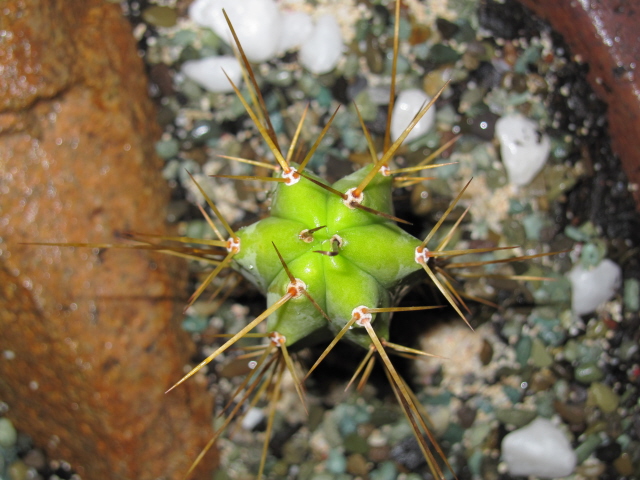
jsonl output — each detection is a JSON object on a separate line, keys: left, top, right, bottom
{"left": 325, "top": 448, "right": 347, "bottom": 474}
{"left": 501, "top": 418, "right": 576, "bottom": 478}
{"left": 142, "top": 6, "right": 177, "bottom": 28}
{"left": 530, "top": 338, "right": 553, "bottom": 368}
{"left": 568, "top": 258, "right": 622, "bottom": 315}
{"left": 22, "top": 449, "right": 46, "bottom": 470}
{"left": 188, "top": 0, "right": 282, "bottom": 63}
{"left": 278, "top": 11, "right": 312, "bottom": 53}
{"left": 181, "top": 56, "right": 242, "bottom": 93}
{"left": 588, "top": 382, "right": 619, "bottom": 413}
{"left": 8, "top": 459, "right": 29, "bottom": 480}
{"left": 369, "top": 461, "right": 396, "bottom": 480}
{"left": 346, "top": 453, "right": 369, "bottom": 476}
{"left": 613, "top": 453, "right": 634, "bottom": 476}
{"left": 575, "top": 434, "right": 602, "bottom": 463}
{"left": 515, "top": 335, "right": 532, "bottom": 366}
{"left": 0, "top": 417, "right": 17, "bottom": 448}
{"left": 155, "top": 138, "right": 180, "bottom": 160}
{"left": 574, "top": 362, "right": 604, "bottom": 384}
{"left": 624, "top": 278, "right": 640, "bottom": 311}
{"left": 426, "top": 43, "right": 460, "bottom": 66}
{"left": 344, "top": 432, "right": 368, "bottom": 455}
{"left": 495, "top": 113, "right": 550, "bottom": 186}
{"left": 457, "top": 405, "right": 477, "bottom": 429}
{"left": 367, "top": 445, "right": 391, "bottom": 463}
{"left": 479, "top": 338, "right": 493, "bottom": 365}
{"left": 553, "top": 401, "right": 586, "bottom": 426}
{"left": 189, "top": 119, "right": 220, "bottom": 145}
{"left": 390, "top": 89, "right": 435, "bottom": 142}
{"left": 495, "top": 408, "right": 537, "bottom": 428}
{"left": 299, "top": 14, "right": 343, "bottom": 74}
{"left": 595, "top": 442, "right": 622, "bottom": 463}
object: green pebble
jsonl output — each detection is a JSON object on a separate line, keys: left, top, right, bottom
{"left": 283, "top": 438, "right": 308, "bottom": 464}
{"left": 624, "top": 278, "right": 640, "bottom": 311}
{"left": 181, "top": 316, "right": 208, "bottom": 333}
{"left": 155, "top": 138, "right": 180, "bottom": 160}
{"left": 501, "top": 219, "right": 526, "bottom": 246}
{"left": 501, "top": 319, "right": 523, "bottom": 339}
{"left": 185, "top": 220, "right": 208, "bottom": 239}
{"left": 180, "top": 76, "right": 204, "bottom": 99}
{"left": 575, "top": 434, "right": 602, "bottom": 464}
{"left": 0, "top": 418, "right": 17, "bottom": 448}
{"left": 575, "top": 362, "right": 604, "bottom": 384}
{"left": 522, "top": 214, "right": 545, "bottom": 240}
{"left": 440, "top": 422, "right": 464, "bottom": 445}
{"left": 617, "top": 339, "right": 639, "bottom": 362}
{"left": 589, "top": 382, "right": 619, "bottom": 413}
{"left": 535, "top": 392, "right": 556, "bottom": 418}
{"left": 427, "top": 44, "right": 461, "bottom": 66}
{"left": 580, "top": 242, "right": 606, "bottom": 268}
{"left": 514, "top": 45, "right": 542, "bottom": 74}
{"left": 369, "top": 406, "right": 400, "bottom": 427}
{"left": 322, "top": 413, "right": 345, "bottom": 447}
{"left": 171, "top": 30, "right": 197, "bottom": 47}
{"left": 537, "top": 327, "right": 566, "bottom": 348}
{"left": 343, "top": 432, "right": 368, "bottom": 455}
{"left": 403, "top": 474, "right": 423, "bottom": 480}
{"left": 453, "top": 19, "right": 476, "bottom": 43}
{"left": 325, "top": 448, "right": 347, "bottom": 474}
{"left": 515, "top": 336, "right": 532, "bottom": 366}
{"left": 495, "top": 408, "right": 537, "bottom": 427}
{"left": 299, "top": 75, "right": 322, "bottom": 97}
{"left": 271, "top": 460, "right": 289, "bottom": 477}
{"left": 142, "top": 6, "right": 178, "bottom": 28}
{"left": 369, "top": 461, "right": 397, "bottom": 480}
{"left": 503, "top": 385, "right": 522, "bottom": 404}
{"left": 200, "top": 29, "right": 222, "bottom": 50}
{"left": 464, "top": 423, "right": 490, "bottom": 449}
{"left": 508, "top": 199, "right": 526, "bottom": 214}
{"left": 354, "top": 19, "right": 369, "bottom": 42}
{"left": 530, "top": 338, "right": 554, "bottom": 368}
{"left": 310, "top": 473, "right": 336, "bottom": 480}
{"left": 423, "top": 391, "right": 453, "bottom": 406}
{"left": 316, "top": 87, "right": 333, "bottom": 108}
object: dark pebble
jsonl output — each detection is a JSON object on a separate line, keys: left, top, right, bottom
{"left": 390, "top": 435, "right": 426, "bottom": 470}
{"left": 436, "top": 17, "right": 459, "bottom": 40}
{"left": 479, "top": 338, "right": 494, "bottom": 365}
{"left": 553, "top": 400, "right": 586, "bottom": 426}
{"left": 595, "top": 442, "right": 622, "bottom": 463}
{"left": 461, "top": 112, "right": 499, "bottom": 141}
{"left": 189, "top": 120, "right": 220, "bottom": 146}
{"left": 149, "top": 64, "right": 175, "bottom": 97}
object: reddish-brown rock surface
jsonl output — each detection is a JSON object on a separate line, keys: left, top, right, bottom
{"left": 516, "top": 0, "right": 640, "bottom": 209}
{"left": 0, "top": 1, "right": 215, "bottom": 479}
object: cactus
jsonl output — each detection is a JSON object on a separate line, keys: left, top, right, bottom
{"left": 32, "top": 2, "right": 562, "bottom": 478}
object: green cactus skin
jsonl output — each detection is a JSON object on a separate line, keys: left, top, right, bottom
{"left": 233, "top": 164, "right": 423, "bottom": 350}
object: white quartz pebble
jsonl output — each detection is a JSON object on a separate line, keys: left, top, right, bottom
{"left": 495, "top": 113, "right": 550, "bottom": 186}
{"left": 278, "top": 11, "right": 313, "bottom": 53}
{"left": 568, "top": 258, "right": 622, "bottom": 315}
{"left": 188, "top": 0, "right": 282, "bottom": 63}
{"left": 502, "top": 418, "right": 577, "bottom": 478}
{"left": 299, "top": 14, "right": 343, "bottom": 74}
{"left": 390, "top": 89, "right": 435, "bottom": 143}
{"left": 181, "top": 56, "right": 242, "bottom": 93}
{"left": 241, "top": 407, "right": 265, "bottom": 431}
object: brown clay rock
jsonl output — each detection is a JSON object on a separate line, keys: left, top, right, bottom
{"left": 515, "top": 0, "right": 640, "bottom": 210}
{"left": 0, "top": 1, "right": 215, "bottom": 479}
